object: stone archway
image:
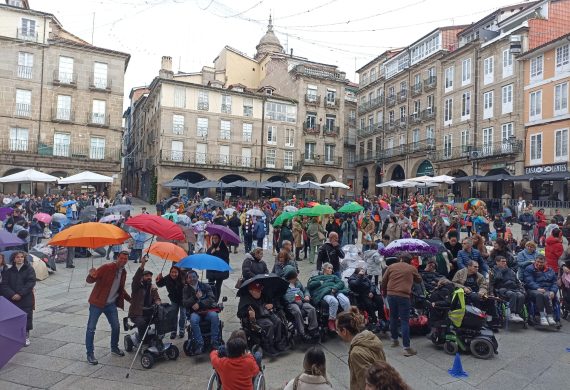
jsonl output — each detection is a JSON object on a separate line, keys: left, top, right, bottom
{"left": 301, "top": 173, "right": 317, "bottom": 182}
{"left": 391, "top": 165, "right": 405, "bottom": 181}
{"left": 173, "top": 171, "right": 207, "bottom": 183}
{"left": 267, "top": 175, "right": 289, "bottom": 183}
{"left": 321, "top": 174, "right": 336, "bottom": 183}
{"left": 415, "top": 160, "right": 434, "bottom": 177}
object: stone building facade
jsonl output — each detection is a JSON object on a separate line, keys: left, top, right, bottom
{"left": 0, "top": 0, "right": 129, "bottom": 194}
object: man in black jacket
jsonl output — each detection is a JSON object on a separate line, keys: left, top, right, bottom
{"left": 316, "top": 232, "right": 344, "bottom": 274}
{"left": 420, "top": 260, "right": 444, "bottom": 293}
{"left": 348, "top": 267, "right": 385, "bottom": 331}
{"left": 227, "top": 212, "right": 242, "bottom": 254}
{"left": 156, "top": 266, "right": 185, "bottom": 338}
{"left": 489, "top": 256, "right": 525, "bottom": 323}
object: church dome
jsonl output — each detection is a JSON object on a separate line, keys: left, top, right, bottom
{"left": 255, "top": 15, "right": 283, "bottom": 60}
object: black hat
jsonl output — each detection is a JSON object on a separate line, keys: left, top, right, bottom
{"left": 142, "top": 270, "right": 153, "bottom": 276}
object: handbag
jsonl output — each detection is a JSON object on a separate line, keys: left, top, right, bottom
{"left": 234, "top": 277, "right": 244, "bottom": 289}
{"left": 318, "top": 230, "right": 326, "bottom": 241}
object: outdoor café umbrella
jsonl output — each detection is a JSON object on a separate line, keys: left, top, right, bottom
{"left": 126, "top": 214, "right": 184, "bottom": 241}
{"left": 33, "top": 212, "right": 52, "bottom": 224}
{"left": 205, "top": 224, "right": 241, "bottom": 245}
{"left": 177, "top": 254, "right": 232, "bottom": 272}
{"left": 236, "top": 273, "right": 288, "bottom": 297}
{"left": 320, "top": 180, "right": 350, "bottom": 189}
{"left": 58, "top": 170, "right": 114, "bottom": 184}
{"left": 272, "top": 211, "right": 298, "bottom": 227}
{"left": 337, "top": 202, "right": 364, "bottom": 214}
{"left": 0, "top": 296, "right": 27, "bottom": 369}
{"left": 296, "top": 181, "right": 323, "bottom": 190}
{"left": 0, "top": 230, "right": 25, "bottom": 248}
{"left": 0, "top": 169, "right": 58, "bottom": 183}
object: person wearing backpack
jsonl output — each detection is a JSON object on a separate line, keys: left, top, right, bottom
{"left": 253, "top": 217, "right": 266, "bottom": 249}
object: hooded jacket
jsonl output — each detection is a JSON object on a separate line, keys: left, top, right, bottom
{"left": 348, "top": 330, "right": 386, "bottom": 390}
{"left": 128, "top": 267, "right": 161, "bottom": 318}
{"left": 363, "top": 249, "right": 382, "bottom": 276}
{"left": 307, "top": 274, "right": 348, "bottom": 303}
{"left": 545, "top": 235, "right": 563, "bottom": 273}
{"left": 182, "top": 280, "right": 216, "bottom": 314}
{"left": 241, "top": 253, "right": 269, "bottom": 280}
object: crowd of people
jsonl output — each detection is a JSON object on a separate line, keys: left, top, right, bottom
{"left": 3, "top": 189, "right": 570, "bottom": 389}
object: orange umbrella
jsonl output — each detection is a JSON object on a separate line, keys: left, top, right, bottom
{"left": 49, "top": 222, "right": 130, "bottom": 248}
{"left": 147, "top": 242, "right": 186, "bottom": 262}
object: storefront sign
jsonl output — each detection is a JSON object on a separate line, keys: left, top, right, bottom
{"left": 524, "top": 163, "right": 568, "bottom": 174}
{"left": 416, "top": 160, "right": 434, "bottom": 177}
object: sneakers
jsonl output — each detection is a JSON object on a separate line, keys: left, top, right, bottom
{"left": 546, "top": 316, "right": 556, "bottom": 326}
{"left": 539, "top": 316, "right": 549, "bottom": 326}
{"left": 403, "top": 348, "right": 417, "bottom": 357}
{"left": 327, "top": 319, "right": 336, "bottom": 332}
{"left": 111, "top": 347, "right": 125, "bottom": 357}
{"left": 179, "top": 332, "right": 185, "bottom": 338}
{"left": 87, "top": 354, "right": 98, "bottom": 365}
{"left": 24, "top": 338, "right": 30, "bottom": 347}
{"left": 510, "top": 314, "right": 524, "bottom": 323}
{"left": 390, "top": 339, "right": 400, "bottom": 348}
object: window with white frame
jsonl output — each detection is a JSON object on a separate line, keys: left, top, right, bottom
{"left": 17, "top": 52, "right": 33, "bottom": 79}
{"left": 325, "top": 144, "right": 335, "bottom": 163}
{"left": 502, "top": 49, "right": 513, "bottom": 78}
{"left": 461, "top": 58, "right": 471, "bottom": 86}
{"left": 325, "top": 88, "right": 337, "bottom": 105}
{"left": 265, "top": 149, "right": 276, "bottom": 168}
{"left": 399, "top": 106, "right": 406, "bottom": 120}
{"left": 530, "top": 55, "right": 543, "bottom": 82}
{"left": 221, "top": 95, "right": 232, "bottom": 114}
{"left": 305, "top": 142, "right": 316, "bottom": 160}
{"left": 413, "top": 100, "right": 421, "bottom": 115}
{"left": 556, "top": 44, "right": 569, "bottom": 73}
{"left": 370, "top": 67, "right": 377, "bottom": 82}
{"left": 307, "top": 85, "right": 317, "bottom": 101}
{"left": 554, "top": 82, "right": 568, "bottom": 116}
{"left": 15, "top": 89, "right": 31, "bottom": 117}
{"left": 555, "top": 128, "right": 569, "bottom": 162}
{"left": 196, "top": 143, "right": 207, "bottom": 164}
{"left": 483, "top": 91, "right": 493, "bottom": 119}
{"left": 197, "top": 90, "right": 208, "bottom": 110}
{"left": 91, "top": 99, "right": 106, "bottom": 124}
{"left": 284, "top": 150, "right": 294, "bottom": 170}
{"left": 361, "top": 72, "right": 368, "bottom": 85}
{"left": 241, "top": 147, "right": 252, "bottom": 167}
{"left": 197, "top": 118, "right": 208, "bottom": 137}
{"left": 461, "top": 91, "right": 471, "bottom": 120}
{"left": 444, "top": 98, "right": 453, "bottom": 125}
{"left": 359, "top": 118, "right": 365, "bottom": 130}
{"left": 242, "top": 123, "right": 252, "bottom": 142}
{"left": 426, "top": 126, "right": 435, "bottom": 146}
{"left": 444, "top": 134, "right": 452, "bottom": 158}
{"left": 530, "top": 90, "right": 542, "bottom": 121}
{"left": 426, "top": 94, "right": 434, "bottom": 110}
{"left": 53, "top": 132, "right": 70, "bottom": 157}
{"left": 20, "top": 18, "right": 36, "bottom": 39}
{"left": 387, "top": 138, "right": 394, "bottom": 151}
{"left": 461, "top": 129, "right": 470, "bottom": 151}
{"left": 399, "top": 134, "right": 405, "bottom": 146}
{"left": 445, "top": 66, "right": 454, "bottom": 92}
{"left": 267, "top": 125, "right": 277, "bottom": 144}
{"left": 530, "top": 133, "right": 542, "bottom": 164}
{"left": 58, "top": 56, "right": 74, "bottom": 84}
{"left": 412, "top": 128, "right": 420, "bottom": 146}
{"left": 501, "top": 122, "right": 515, "bottom": 153}
{"left": 56, "top": 95, "right": 72, "bottom": 120}
{"left": 502, "top": 84, "right": 513, "bottom": 114}
{"left": 285, "top": 128, "right": 295, "bottom": 147}
{"left": 172, "top": 114, "right": 184, "bottom": 134}
{"left": 93, "top": 62, "right": 108, "bottom": 89}
{"left": 9, "top": 127, "right": 28, "bottom": 151}
{"left": 265, "top": 101, "right": 296, "bottom": 122}
{"left": 368, "top": 91, "right": 374, "bottom": 104}
{"left": 377, "top": 111, "right": 384, "bottom": 124}
{"left": 483, "top": 56, "right": 494, "bottom": 85}
{"left": 90, "top": 137, "right": 105, "bottom": 160}
{"left": 219, "top": 120, "right": 231, "bottom": 140}
{"left": 243, "top": 98, "right": 253, "bottom": 117}
{"left": 388, "top": 110, "right": 395, "bottom": 123}
{"left": 482, "top": 127, "right": 493, "bottom": 155}
{"left": 219, "top": 145, "right": 230, "bottom": 165}
{"left": 325, "top": 114, "right": 336, "bottom": 131}
{"left": 173, "top": 86, "right": 186, "bottom": 108}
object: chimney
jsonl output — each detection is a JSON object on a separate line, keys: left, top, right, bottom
{"left": 159, "top": 56, "right": 173, "bottom": 79}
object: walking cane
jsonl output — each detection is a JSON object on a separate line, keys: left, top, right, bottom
{"left": 126, "top": 307, "right": 156, "bottom": 378}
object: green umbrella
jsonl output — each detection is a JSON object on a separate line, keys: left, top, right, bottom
{"left": 298, "top": 204, "right": 336, "bottom": 217}
{"left": 272, "top": 211, "right": 298, "bottom": 227}
{"left": 338, "top": 202, "right": 364, "bottom": 213}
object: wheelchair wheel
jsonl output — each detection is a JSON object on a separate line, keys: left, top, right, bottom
{"left": 207, "top": 371, "right": 222, "bottom": 390}
{"left": 443, "top": 341, "right": 458, "bottom": 355}
{"left": 470, "top": 338, "right": 494, "bottom": 359}
{"left": 124, "top": 335, "right": 134, "bottom": 353}
{"left": 183, "top": 340, "right": 192, "bottom": 356}
{"left": 141, "top": 352, "right": 155, "bottom": 369}
{"left": 166, "top": 345, "right": 179, "bottom": 360}
{"left": 254, "top": 372, "right": 266, "bottom": 390}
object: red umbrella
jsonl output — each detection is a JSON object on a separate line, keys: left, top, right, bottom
{"left": 125, "top": 214, "right": 184, "bottom": 240}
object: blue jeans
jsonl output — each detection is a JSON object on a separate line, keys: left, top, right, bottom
{"left": 189, "top": 311, "right": 220, "bottom": 347}
{"left": 86, "top": 303, "right": 120, "bottom": 355}
{"left": 172, "top": 303, "right": 186, "bottom": 335}
{"left": 387, "top": 295, "right": 411, "bottom": 348}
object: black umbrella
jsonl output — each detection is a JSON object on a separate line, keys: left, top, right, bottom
{"left": 164, "top": 197, "right": 179, "bottom": 209}
{"left": 422, "top": 239, "right": 447, "bottom": 254}
{"left": 81, "top": 205, "right": 97, "bottom": 215}
{"left": 237, "top": 274, "right": 289, "bottom": 298}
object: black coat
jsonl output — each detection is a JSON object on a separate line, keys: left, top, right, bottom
{"left": 206, "top": 241, "right": 230, "bottom": 281}
{"left": 182, "top": 281, "right": 216, "bottom": 314}
{"left": 348, "top": 273, "right": 375, "bottom": 296}
{"left": 0, "top": 262, "right": 36, "bottom": 310}
{"left": 156, "top": 274, "right": 184, "bottom": 304}
{"left": 316, "top": 242, "right": 344, "bottom": 272}
{"left": 241, "top": 254, "right": 269, "bottom": 280}
{"left": 420, "top": 270, "right": 444, "bottom": 293}
{"left": 227, "top": 216, "right": 241, "bottom": 235}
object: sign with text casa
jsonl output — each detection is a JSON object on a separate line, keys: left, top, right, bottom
{"left": 524, "top": 163, "right": 568, "bottom": 175}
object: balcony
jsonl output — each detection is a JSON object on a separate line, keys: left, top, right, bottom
{"left": 411, "top": 83, "right": 422, "bottom": 97}
{"left": 51, "top": 108, "right": 75, "bottom": 122}
{"left": 344, "top": 134, "right": 357, "bottom": 147}
{"left": 221, "top": 104, "right": 232, "bottom": 114}
{"left": 89, "top": 75, "right": 112, "bottom": 91}
{"left": 305, "top": 94, "right": 321, "bottom": 106}
{"left": 433, "top": 146, "right": 471, "bottom": 162}
{"left": 358, "top": 101, "right": 370, "bottom": 114}
{"left": 303, "top": 123, "right": 321, "bottom": 135}
{"left": 17, "top": 65, "right": 33, "bottom": 79}
{"left": 423, "top": 76, "right": 437, "bottom": 91}
{"left": 325, "top": 98, "right": 340, "bottom": 108}
{"left": 398, "top": 116, "right": 408, "bottom": 128}
{"left": 410, "top": 113, "right": 422, "bottom": 124}
{"left": 386, "top": 120, "right": 396, "bottom": 131}
{"left": 380, "top": 145, "right": 407, "bottom": 159}
{"left": 197, "top": 102, "right": 209, "bottom": 111}
{"left": 171, "top": 125, "right": 187, "bottom": 135}
{"left": 408, "top": 139, "right": 436, "bottom": 154}
{"left": 470, "top": 140, "right": 523, "bottom": 160}
{"left": 422, "top": 107, "right": 436, "bottom": 121}
{"left": 386, "top": 95, "right": 396, "bottom": 107}
{"left": 324, "top": 126, "right": 340, "bottom": 137}
{"left": 301, "top": 153, "right": 343, "bottom": 167}
{"left": 14, "top": 103, "right": 31, "bottom": 117}
{"left": 88, "top": 112, "right": 110, "bottom": 127}
{"left": 397, "top": 89, "right": 408, "bottom": 103}
{"left": 16, "top": 28, "right": 38, "bottom": 42}
{"left": 53, "top": 70, "right": 77, "bottom": 87}
{"left": 346, "top": 117, "right": 357, "bottom": 127}
{"left": 161, "top": 150, "right": 259, "bottom": 170}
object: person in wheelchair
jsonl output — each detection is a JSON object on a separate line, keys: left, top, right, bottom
{"left": 420, "top": 259, "right": 444, "bottom": 293}
{"left": 128, "top": 257, "right": 161, "bottom": 343}
{"left": 348, "top": 267, "right": 385, "bottom": 332}
{"left": 237, "top": 282, "right": 288, "bottom": 358}
{"left": 452, "top": 260, "right": 499, "bottom": 329}
{"left": 488, "top": 256, "right": 525, "bottom": 323}
{"left": 523, "top": 255, "right": 558, "bottom": 326}
{"left": 210, "top": 334, "right": 260, "bottom": 390}
{"left": 182, "top": 270, "right": 220, "bottom": 354}
{"left": 282, "top": 266, "right": 319, "bottom": 342}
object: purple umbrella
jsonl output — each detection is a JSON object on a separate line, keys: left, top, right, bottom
{"left": 0, "top": 296, "right": 27, "bottom": 369}
{"left": 0, "top": 207, "right": 12, "bottom": 222}
{"left": 0, "top": 230, "right": 25, "bottom": 248}
{"left": 205, "top": 224, "right": 241, "bottom": 245}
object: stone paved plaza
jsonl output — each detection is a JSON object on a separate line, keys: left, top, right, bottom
{"left": 2, "top": 201, "right": 570, "bottom": 389}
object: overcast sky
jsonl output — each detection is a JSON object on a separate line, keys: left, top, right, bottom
{"left": 36, "top": 0, "right": 527, "bottom": 96}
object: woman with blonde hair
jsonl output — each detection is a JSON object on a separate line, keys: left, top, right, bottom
{"left": 284, "top": 346, "right": 333, "bottom": 390}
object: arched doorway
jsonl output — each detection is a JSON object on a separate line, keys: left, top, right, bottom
{"left": 485, "top": 168, "right": 512, "bottom": 199}
{"left": 174, "top": 171, "right": 207, "bottom": 183}
{"left": 375, "top": 165, "right": 383, "bottom": 195}
{"left": 267, "top": 175, "right": 289, "bottom": 183}
{"left": 416, "top": 160, "right": 434, "bottom": 177}
{"left": 391, "top": 165, "right": 405, "bottom": 181}
{"left": 301, "top": 173, "right": 317, "bottom": 182}
{"left": 1, "top": 168, "right": 26, "bottom": 195}
{"left": 361, "top": 168, "right": 369, "bottom": 194}
{"left": 321, "top": 174, "right": 336, "bottom": 183}
{"left": 449, "top": 169, "right": 468, "bottom": 198}
{"left": 219, "top": 174, "right": 248, "bottom": 198}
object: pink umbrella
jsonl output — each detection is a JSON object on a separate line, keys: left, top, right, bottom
{"left": 33, "top": 212, "right": 52, "bottom": 224}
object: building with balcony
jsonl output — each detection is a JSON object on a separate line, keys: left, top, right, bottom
{"left": 522, "top": 32, "right": 570, "bottom": 200}
{"left": 0, "top": 0, "right": 129, "bottom": 194}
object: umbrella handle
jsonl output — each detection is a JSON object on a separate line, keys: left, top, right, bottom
{"left": 145, "top": 236, "right": 155, "bottom": 258}
{"left": 159, "top": 256, "right": 168, "bottom": 274}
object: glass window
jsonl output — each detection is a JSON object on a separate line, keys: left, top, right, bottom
{"left": 197, "top": 90, "right": 208, "bottom": 110}
{"left": 445, "top": 66, "right": 454, "bottom": 91}
{"left": 220, "top": 120, "right": 231, "bottom": 140}
{"left": 326, "top": 89, "right": 337, "bottom": 104}
{"left": 93, "top": 62, "right": 108, "bottom": 89}
{"left": 197, "top": 118, "right": 208, "bottom": 137}
{"left": 91, "top": 99, "right": 106, "bottom": 124}
{"left": 221, "top": 95, "right": 232, "bottom": 114}
{"left": 242, "top": 123, "right": 252, "bottom": 142}
{"left": 461, "top": 92, "right": 470, "bottom": 119}
{"left": 461, "top": 58, "right": 471, "bottom": 85}
{"left": 444, "top": 98, "right": 453, "bottom": 124}
{"left": 444, "top": 134, "right": 452, "bottom": 158}
{"left": 482, "top": 127, "right": 493, "bottom": 155}
{"left": 267, "top": 125, "right": 277, "bottom": 144}
{"left": 174, "top": 86, "right": 186, "bottom": 108}
{"left": 265, "top": 101, "right": 296, "bottom": 122}
{"left": 502, "top": 84, "right": 513, "bottom": 114}
{"left": 20, "top": 18, "right": 36, "bottom": 38}
{"left": 555, "top": 129, "right": 569, "bottom": 162}
{"left": 56, "top": 95, "right": 72, "bottom": 120}
{"left": 556, "top": 45, "right": 569, "bottom": 73}
{"left": 501, "top": 123, "right": 514, "bottom": 141}
{"left": 530, "top": 133, "right": 542, "bottom": 163}
{"left": 324, "top": 144, "right": 335, "bottom": 163}
{"left": 265, "top": 148, "right": 276, "bottom": 168}
{"left": 15, "top": 89, "right": 31, "bottom": 116}
{"left": 90, "top": 137, "right": 106, "bottom": 160}
{"left": 483, "top": 91, "right": 493, "bottom": 119}
{"left": 196, "top": 143, "right": 207, "bottom": 164}
{"left": 461, "top": 129, "right": 470, "bottom": 149}
{"left": 219, "top": 145, "right": 230, "bottom": 165}
{"left": 305, "top": 143, "right": 315, "bottom": 160}
{"left": 17, "top": 52, "right": 33, "bottom": 79}
{"left": 325, "top": 114, "right": 336, "bottom": 131}
{"left": 9, "top": 127, "right": 28, "bottom": 151}
{"left": 172, "top": 114, "right": 184, "bottom": 134}
{"left": 554, "top": 82, "right": 569, "bottom": 115}
{"left": 53, "top": 132, "right": 70, "bottom": 157}
{"left": 58, "top": 56, "right": 74, "bottom": 84}
{"left": 170, "top": 140, "right": 183, "bottom": 162}
{"left": 307, "top": 85, "right": 318, "bottom": 101}
{"left": 284, "top": 150, "right": 294, "bottom": 170}
{"left": 483, "top": 56, "right": 494, "bottom": 85}
{"left": 243, "top": 98, "right": 253, "bottom": 117}
{"left": 530, "top": 55, "right": 543, "bottom": 82}
{"left": 285, "top": 128, "right": 294, "bottom": 147}
{"left": 530, "top": 90, "right": 542, "bottom": 121}
{"left": 241, "top": 147, "right": 251, "bottom": 167}
{"left": 502, "top": 49, "right": 513, "bottom": 78}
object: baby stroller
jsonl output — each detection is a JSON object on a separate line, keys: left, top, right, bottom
{"left": 183, "top": 297, "right": 226, "bottom": 357}
{"left": 123, "top": 303, "right": 180, "bottom": 370}
{"left": 430, "top": 287, "right": 498, "bottom": 359}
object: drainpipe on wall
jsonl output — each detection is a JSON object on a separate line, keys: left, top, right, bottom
{"left": 259, "top": 96, "right": 266, "bottom": 182}
{"left": 37, "top": 16, "right": 47, "bottom": 146}
{"left": 472, "top": 46, "right": 480, "bottom": 197}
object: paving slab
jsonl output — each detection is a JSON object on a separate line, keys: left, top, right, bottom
{"left": 0, "top": 366, "right": 68, "bottom": 388}
{"left": 0, "top": 379, "right": 33, "bottom": 390}
{"left": 8, "top": 352, "right": 76, "bottom": 372}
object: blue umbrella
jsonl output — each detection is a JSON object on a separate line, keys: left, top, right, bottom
{"left": 0, "top": 230, "right": 25, "bottom": 248}
{"left": 0, "top": 296, "right": 27, "bottom": 369}
{"left": 177, "top": 254, "right": 231, "bottom": 272}
{"left": 62, "top": 200, "right": 77, "bottom": 207}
